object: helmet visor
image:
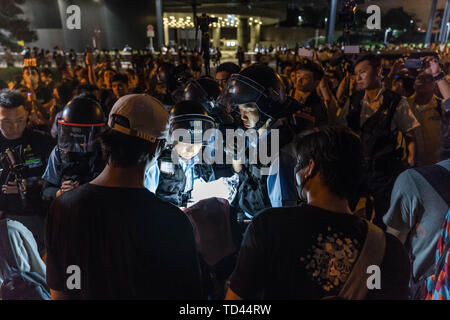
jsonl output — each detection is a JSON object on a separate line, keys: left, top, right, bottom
{"left": 57, "top": 121, "right": 104, "bottom": 153}
{"left": 170, "top": 114, "right": 215, "bottom": 145}
{"left": 216, "top": 74, "right": 267, "bottom": 114}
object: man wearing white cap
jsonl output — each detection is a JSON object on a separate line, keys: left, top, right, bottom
{"left": 45, "top": 94, "right": 203, "bottom": 300}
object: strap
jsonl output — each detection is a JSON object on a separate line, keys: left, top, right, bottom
{"left": 381, "top": 90, "right": 402, "bottom": 130}
{"left": 414, "top": 165, "right": 450, "bottom": 207}
{"left": 0, "top": 219, "right": 19, "bottom": 279}
{"left": 338, "top": 220, "right": 386, "bottom": 300}
{"left": 429, "top": 210, "right": 450, "bottom": 295}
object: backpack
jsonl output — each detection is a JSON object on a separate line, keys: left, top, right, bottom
{"left": 412, "top": 164, "right": 450, "bottom": 300}
{"left": 0, "top": 219, "right": 50, "bottom": 300}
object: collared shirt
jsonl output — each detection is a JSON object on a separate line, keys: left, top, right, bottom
{"left": 407, "top": 94, "right": 444, "bottom": 166}
{"left": 360, "top": 87, "right": 420, "bottom": 134}
{"left": 144, "top": 155, "right": 204, "bottom": 194}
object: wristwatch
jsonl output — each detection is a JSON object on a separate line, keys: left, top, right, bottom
{"left": 433, "top": 72, "right": 446, "bottom": 82}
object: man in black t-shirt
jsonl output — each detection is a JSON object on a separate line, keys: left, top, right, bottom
{"left": 226, "top": 126, "right": 410, "bottom": 300}
{"left": 0, "top": 90, "right": 54, "bottom": 251}
{"left": 293, "top": 61, "right": 329, "bottom": 127}
{"left": 46, "top": 94, "right": 203, "bottom": 299}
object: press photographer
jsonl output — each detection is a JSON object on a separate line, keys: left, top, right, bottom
{"left": 0, "top": 90, "right": 54, "bottom": 250}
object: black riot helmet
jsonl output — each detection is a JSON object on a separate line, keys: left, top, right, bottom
{"left": 179, "top": 78, "right": 221, "bottom": 113}
{"left": 57, "top": 95, "right": 106, "bottom": 154}
{"left": 156, "top": 62, "right": 177, "bottom": 93}
{"left": 169, "top": 100, "right": 215, "bottom": 145}
{"left": 217, "top": 64, "right": 287, "bottom": 119}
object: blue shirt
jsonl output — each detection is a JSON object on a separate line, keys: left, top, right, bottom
{"left": 266, "top": 145, "right": 298, "bottom": 208}
{"left": 42, "top": 147, "right": 61, "bottom": 185}
{"left": 145, "top": 155, "right": 214, "bottom": 194}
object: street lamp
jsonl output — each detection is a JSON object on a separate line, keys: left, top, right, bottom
{"left": 384, "top": 27, "right": 392, "bottom": 44}
{"left": 446, "top": 22, "right": 450, "bottom": 42}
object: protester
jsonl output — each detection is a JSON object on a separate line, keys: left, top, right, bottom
{"left": 215, "top": 62, "right": 240, "bottom": 89}
{"left": 226, "top": 126, "right": 410, "bottom": 300}
{"left": 0, "top": 217, "right": 47, "bottom": 298}
{"left": 111, "top": 73, "right": 129, "bottom": 100}
{"left": 406, "top": 73, "right": 446, "bottom": 166}
{"left": 46, "top": 94, "right": 203, "bottom": 299}
{"left": 293, "top": 61, "right": 329, "bottom": 126}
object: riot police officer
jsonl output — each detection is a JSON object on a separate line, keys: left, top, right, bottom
{"left": 180, "top": 77, "right": 236, "bottom": 129}
{"left": 145, "top": 100, "right": 220, "bottom": 208}
{"left": 217, "top": 64, "right": 313, "bottom": 219}
{"left": 41, "top": 95, "right": 106, "bottom": 201}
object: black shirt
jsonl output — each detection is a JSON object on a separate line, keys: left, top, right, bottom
{"left": 0, "top": 129, "right": 54, "bottom": 214}
{"left": 0, "top": 129, "right": 54, "bottom": 251}
{"left": 229, "top": 204, "right": 410, "bottom": 300}
{"left": 46, "top": 183, "right": 203, "bottom": 299}
{"left": 302, "top": 92, "right": 328, "bottom": 126}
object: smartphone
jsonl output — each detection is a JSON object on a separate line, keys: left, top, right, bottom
{"left": 404, "top": 59, "right": 423, "bottom": 69}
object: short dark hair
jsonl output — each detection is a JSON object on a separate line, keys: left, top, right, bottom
{"left": 295, "top": 125, "right": 364, "bottom": 200}
{"left": 355, "top": 53, "right": 381, "bottom": 71}
{"left": 0, "top": 90, "right": 26, "bottom": 109}
{"left": 99, "top": 127, "right": 158, "bottom": 167}
{"left": 54, "top": 82, "right": 75, "bottom": 105}
{"left": 112, "top": 73, "right": 129, "bottom": 85}
{"left": 296, "top": 61, "right": 324, "bottom": 81}
{"left": 216, "top": 62, "right": 240, "bottom": 75}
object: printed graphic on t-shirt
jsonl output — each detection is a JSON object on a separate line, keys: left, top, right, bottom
{"left": 300, "top": 226, "right": 360, "bottom": 292}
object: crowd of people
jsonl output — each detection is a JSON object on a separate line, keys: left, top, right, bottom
{"left": 0, "top": 41, "right": 449, "bottom": 300}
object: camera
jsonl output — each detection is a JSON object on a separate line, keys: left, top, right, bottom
{"left": 0, "top": 146, "right": 28, "bottom": 200}
{"left": 404, "top": 59, "right": 424, "bottom": 69}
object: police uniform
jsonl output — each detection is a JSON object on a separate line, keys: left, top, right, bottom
{"left": 145, "top": 148, "right": 215, "bottom": 207}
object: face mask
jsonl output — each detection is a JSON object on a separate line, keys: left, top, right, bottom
{"left": 295, "top": 163, "right": 315, "bottom": 202}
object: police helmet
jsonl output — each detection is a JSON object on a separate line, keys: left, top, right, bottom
{"left": 57, "top": 95, "right": 105, "bottom": 153}
{"left": 217, "top": 64, "right": 287, "bottom": 119}
{"left": 169, "top": 100, "right": 215, "bottom": 145}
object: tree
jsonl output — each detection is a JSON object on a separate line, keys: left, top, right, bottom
{"left": 381, "top": 7, "right": 416, "bottom": 31}
{"left": 0, "top": 0, "right": 37, "bottom": 51}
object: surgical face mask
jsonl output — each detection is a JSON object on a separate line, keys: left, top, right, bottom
{"left": 295, "top": 163, "right": 315, "bottom": 202}
{"left": 145, "top": 139, "right": 165, "bottom": 171}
